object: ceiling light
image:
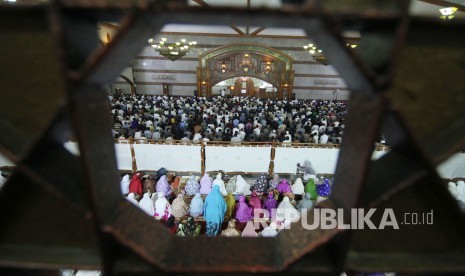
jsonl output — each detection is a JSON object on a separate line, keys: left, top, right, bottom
{"left": 148, "top": 37, "right": 197, "bottom": 61}
{"left": 439, "top": 7, "right": 458, "bottom": 20}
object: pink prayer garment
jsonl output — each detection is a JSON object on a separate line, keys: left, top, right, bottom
{"left": 248, "top": 191, "right": 262, "bottom": 217}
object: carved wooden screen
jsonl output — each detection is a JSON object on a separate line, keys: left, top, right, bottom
{"left": 1, "top": 1, "right": 465, "bottom": 275}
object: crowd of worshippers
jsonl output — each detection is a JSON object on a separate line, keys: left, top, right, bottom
{"left": 109, "top": 94, "right": 347, "bottom": 144}
{"left": 120, "top": 162, "right": 332, "bottom": 237}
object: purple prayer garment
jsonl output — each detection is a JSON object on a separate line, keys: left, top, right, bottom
{"left": 199, "top": 173, "right": 212, "bottom": 195}
{"left": 156, "top": 175, "right": 171, "bottom": 197}
{"left": 235, "top": 195, "right": 253, "bottom": 222}
{"left": 276, "top": 179, "right": 292, "bottom": 194}
{"left": 263, "top": 192, "right": 278, "bottom": 219}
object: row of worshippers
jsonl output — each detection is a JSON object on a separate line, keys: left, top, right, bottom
{"left": 121, "top": 168, "right": 332, "bottom": 236}
{"left": 126, "top": 187, "right": 306, "bottom": 237}
{"left": 120, "top": 168, "right": 172, "bottom": 199}
{"left": 110, "top": 94, "right": 350, "bottom": 144}
{"left": 183, "top": 170, "right": 331, "bottom": 200}
{"left": 120, "top": 165, "right": 330, "bottom": 201}
{"left": 167, "top": 216, "right": 288, "bottom": 238}
{"left": 120, "top": 160, "right": 329, "bottom": 201}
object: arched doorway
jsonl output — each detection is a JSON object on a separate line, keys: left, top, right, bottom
{"left": 197, "top": 44, "right": 294, "bottom": 99}
{"left": 119, "top": 75, "right": 136, "bottom": 96}
{"left": 212, "top": 77, "right": 278, "bottom": 98}
{"left": 111, "top": 74, "right": 136, "bottom": 96}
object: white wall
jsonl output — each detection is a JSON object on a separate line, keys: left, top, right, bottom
{"left": 121, "top": 31, "right": 351, "bottom": 98}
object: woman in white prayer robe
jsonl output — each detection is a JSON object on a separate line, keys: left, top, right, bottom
{"left": 234, "top": 175, "right": 251, "bottom": 196}
{"left": 261, "top": 222, "right": 278, "bottom": 237}
{"left": 126, "top": 193, "right": 139, "bottom": 206}
{"left": 120, "top": 174, "right": 130, "bottom": 195}
{"left": 151, "top": 192, "right": 158, "bottom": 207}
{"left": 154, "top": 192, "right": 172, "bottom": 221}
{"left": 456, "top": 181, "right": 465, "bottom": 203}
{"left": 139, "top": 192, "right": 155, "bottom": 216}
{"left": 276, "top": 196, "right": 300, "bottom": 225}
{"left": 212, "top": 173, "right": 227, "bottom": 196}
{"left": 448, "top": 182, "right": 457, "bottom": 198}
{"left": 291, "top": 178, "right": 305, "bottom": 195}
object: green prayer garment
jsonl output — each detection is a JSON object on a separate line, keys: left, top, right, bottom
{"left": 305, "top": 178, "right": 318, "bottom": 200}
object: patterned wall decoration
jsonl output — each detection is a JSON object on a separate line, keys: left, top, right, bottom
{"left": 200, "top": 44, "right": 292, "bottom": 70}
{"left": 207, "top": 52, "right": 285, "bottom": 87}
{"left": 197, "top": 44, "right": 295, "bottom": 98}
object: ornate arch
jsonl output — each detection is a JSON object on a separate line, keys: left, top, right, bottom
{"left": 118, "top": 74, "right": 135, "bottom": 96}
{"left": 197, "top": 44, "right": 294, "bottom": 98}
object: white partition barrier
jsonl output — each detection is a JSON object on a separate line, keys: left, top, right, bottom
{"left": 133, "top": 144, "right": 202, "bottom": 172}
{"left": 64, "top": 142, "right": 133, "bottom": 171}
{"left": 114, "top": 144, "right": 133, "bottom": 171}
{"left": 437, "top": 153, "right": 465, "bottom": 179}
{"left": 59, "top": 140, "right": 403, "bottom": 176}
{"left": 205, "top": 146, "right": 272, "bottom": 172}
{"left": 274, "top": 147, "right": 340, "bottom": 174}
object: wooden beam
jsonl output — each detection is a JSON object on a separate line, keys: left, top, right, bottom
{"left": 192, "top": 0, "right": 210, "bottom": 7}
{"left": 156, "top": 31, "right": 310, "bottom": 39}
{"left": 250, "top": 27, "right": 266, "bottom": 36}
{"left": 229, "top": 25, "right": 245, "bottom": 35}
{"left": 418, "top": 0, "right": 465, "bottom": 13}
{"left": 246, "top": 0, "right": 251, "bottom": 35}
{"left": 100, "top": 22, "right": 120, "bottom": 31}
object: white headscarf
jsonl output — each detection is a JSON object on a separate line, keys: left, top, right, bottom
{"left": 276, "top": 197, "right": 300, "bottom": 224}
{"left": 261, "top": 222, "right": 278, "bottom": 237}
{"left": 457, "top": 181, "right": 465, "bottom": 202}
{"left": 155, "top": 192, "right": 171, "bottom": 218}
{"left": 284, "top": 131, "right": 292, "bottom": 142}
{"left": 234, "top": 175, "right": 251, "bottom": 196}
{"left": 291, "top": 178, "right": 305, "bottom": 195}
{"left": 448, "top": 182, "right": 457, "bottom": 198}
{"left": 120, "top": 174, "right": 130, "bottom": 195}
{"left": 212, "top": 173, "right": 227, "bottom": 196}
{"left": 126, "top": 193, "right": 138, "bottom": 206}
{"left": 151, "top": 192, "right": 158, "bottom": 206}
{"left": 139, "top": 192, "right": 155, "bottom": 216}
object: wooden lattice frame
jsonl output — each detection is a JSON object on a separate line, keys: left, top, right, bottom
{"left": 0, "top": 1, "right": 465, "bottom": 275}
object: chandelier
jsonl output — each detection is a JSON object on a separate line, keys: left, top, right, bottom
{"left": 265, "top": 62, "right": 272, "bottom": 75}
{"left": 303, "top": 43, "right": 327, "bottom": 65}
{"left": 346, "top": 43, "right": 357, "bottom": 49}
{"left": 148, "top": 37, "right": 197, "bottom": 61}
{"left": 220, "top": 62, "right": 227, "bottom": 73}
{"left": 304, "top": 42, "right": 358, "bottom": 65}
